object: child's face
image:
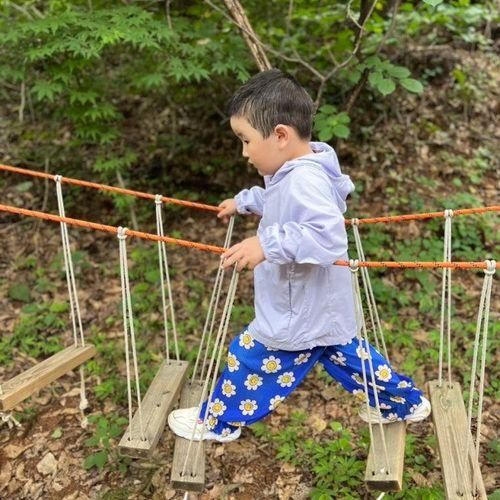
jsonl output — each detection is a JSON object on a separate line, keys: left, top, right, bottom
{"left": 230, "top": 116, "right": 285, "bottom": 176}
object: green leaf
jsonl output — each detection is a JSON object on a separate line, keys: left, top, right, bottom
{"left": 84, "top": 450, "right": 108, "bottom": 470}
{"left": 49, "top": 302, "right": 68, "bottom": 313}
{"left": 423, "top": 0, "right": 443, "bottom": 6}
{"left": 386, "top": 65, "right": 411, "bottom": 79}
{"left": 399, "top": 78, "right": 424, "bottom": 93}
{"left": 368, "top": 71, "right": 383, "bottom": 87}
{"left": 376, "top": 78, "right": 396, "bottom": 96}
{"left": 332, "top": 124, "right": 350, "bottom": 139}
{"left": 31, "top": 80, "right": 64, "bottom": 102}
{"left": 8, "top": 283, "right": 32, "bottom": 302}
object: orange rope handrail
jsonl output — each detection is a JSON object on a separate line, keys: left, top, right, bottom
{"left": 1, "top": 163, "right": 499, "bottom": 223}
{"left": 0, "top": 203, "right": 493, "bottom": 270}
{"left": 0, "top": 164, "right": 219, "bottom": 213}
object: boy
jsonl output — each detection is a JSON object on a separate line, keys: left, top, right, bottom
{"left": 168, "top": 69, "right": 430, "bottom": 442}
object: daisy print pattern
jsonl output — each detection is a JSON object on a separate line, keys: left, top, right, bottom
{"left": 356, "top": 345, "right": 369, "bottom": 360}
{"left": 221, "top": 427, "right": 234, "bottom": 437}
{"left": 386, "top": 413, "right": 399, "bottom": 422}
{"left": 227, "top": 353, "right": 240, "bottom": 372}
{"left": 261, "top": 356, "right": 282, "bottom": 374}
{"left": 294, "top": 352, "right": 311, "bottom": 365}
{"left": 329, "top": 351, "right": 347, "bottom": 366}
{"left": 244, "top": 373, "right": 263, "bottom": 391}
{"left": 375, "top": 364, "right": 392, "bottom": 382}
{"left": 206, "top": 415, "right": 218, "bottom": 430}
{"left": 379, "top": 403, "right": 392, "bottom": 410}
{"left": 222, "top": 379, "right": 236, "bottom": 398}
{"left": 352, "top": 388, "right": 368, "bottom": 402}
{"left": 239, "top": 331, "right": 255, "bottom": 350}
{"left": 209, "top": 398, "right": 226, "bottom": 417}
{"left": 351, "top": 373, "right": 364, "bottom": 385}
{"left": 269, "top": 395, "right": 285, "bottom": 410}
{"left": 240, "top": 399, "right": 258, "bottom": 416}
{"left": 397, "top": 380, "right": 411, "bottom": 389}
{"left": 277, "top": 372, "right": 295, "bottom": 388}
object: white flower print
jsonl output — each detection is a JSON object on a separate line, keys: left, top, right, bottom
{"left": 239, "top": 399, "right": 258, "bottom": 416}
{"left": 239, "top": 331, "right": 255, "bottom": 350}
{"left": 222, "top": 379, "right": 236, "bottom": 398}
{"left": 409, "top": 403, "right": 420, "bottom": 413}
{"left": 397, "top": 380, "right": 411, "bottom": 389}
{"left": 294, "top": 352, "right": 311, "bottom": 365}
{"left": 379, "top": 402, "right": 392, "bottom": 410}
{"left": 352, "top": 388, "right": 368, "bottom": 401}
{"left": 227, "top": 353, "right": 240, "bottom": 372}
{"left": 228, "top": 421, "right": 245, "bottom": 427}
{"left": 269, "top": 395, "right": 285, "bottom": 410}
{"left": 329, "top": 351, "right": 347, "bottom": 366}
{"left": 206, "top": 415, "right": 218, "bottom": 430}
{"left": 375, "top": 364, "right": 392, "bottom": 382}
{"left": 390, "top": 396, "right": 406, "bottom": 404}
{"left": 244, "top": 373, "right": 263, "bottom": 391}
{"left": 277, "top": 372, "right": 295, "bottom": 388}
{"left": 209, "top": 398, "right": 227, "bottom": 417}
{"left": 386, "top": 412, "right": 399, "bottom": 422}
{"left": 261, "top": 356, "right": 282, "bottom": 374}
{"left": 356, "top": 345, "right": 370, "bottom": 360}
{"left": 351, "top": 373, "right": 364, "bottom": 385}
{"left": 266, "top": 346, "right": 279, "bottom": 351}
{"left": 368, "top": 381, "right": 386, "bottom": 392}
{"left": 221, "top": 427, "right": 234, "bottom": 437}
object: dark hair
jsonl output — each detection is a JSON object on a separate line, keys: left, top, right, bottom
{"left": 227, "top": 69, "right": 315, "bottom": 139}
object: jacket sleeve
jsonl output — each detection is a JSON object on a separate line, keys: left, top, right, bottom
{"left": 234, "top": 186, "right": 265, "bottom": 216}
{"left": 258, "top": 169, "right": 348, "bottom": 266}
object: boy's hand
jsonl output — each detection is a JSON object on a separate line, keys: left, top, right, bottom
{"left": 217, "top": 198, "right": 237, "bottom": 224}
{"left": 222, "top": 236, "right": 265, "bottom": 271}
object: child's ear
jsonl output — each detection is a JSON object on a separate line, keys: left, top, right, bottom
{"left": 274, "top": 124, "right": 290, "bottom": 146}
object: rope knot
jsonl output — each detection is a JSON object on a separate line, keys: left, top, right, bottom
{"left": 444, "top": 209, "right": 454, "bottom": 218}
{"left": 484, "top": 259, "right": 496, "bottom": 276}
{"left": 349, "top": 259, "right": 360, "bottom": 272}
{"left": 54, "top": 174, "right": 63, "bottom": 183}
{"left": 117, "top": 226, "right": 128, "bottom": 240}
{"left": 155, "top": 194, "right": 163, "bottom": 205}
{"left": 351, "top": 218, "right": 360, "bottom": 226}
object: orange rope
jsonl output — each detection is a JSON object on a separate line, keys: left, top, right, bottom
{"left": 1, "top": 163, "right": 498, "bottom": 223}
{"left": 0, "top": 203, "right": 493, "bottom": 270}
{"left": 0, "top": 164, "right": 219, "bottom": 213}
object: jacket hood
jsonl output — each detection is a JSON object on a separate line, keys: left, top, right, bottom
{"left": 269, "top": 141, "right": 355, "bottom": 213}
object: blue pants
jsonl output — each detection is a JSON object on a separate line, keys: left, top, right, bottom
{"left": 201, "top": 329, "right": 423, "bottom": 436}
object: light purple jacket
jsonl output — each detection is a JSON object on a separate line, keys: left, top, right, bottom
{"left": 235, "top": 142, "right": 357, "bottom": 350}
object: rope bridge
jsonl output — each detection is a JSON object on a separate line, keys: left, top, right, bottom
{"left": 0, "top": 164, "right": 497, "bottom": 498}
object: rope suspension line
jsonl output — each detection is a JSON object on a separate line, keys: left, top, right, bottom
{"left": 55, "top": 176, "right": 89, "bottom": 415}
{"left": 351, "top": 219, "right": 389, "bottom": 360}
{"left": 117, "top": 227, "right": 146, "bottom": 443}
{"left": 155, "top": 194, "right": 180, "bottom": 362}
{"left": 350, "top": 260, "right": 391, "bottom": 476}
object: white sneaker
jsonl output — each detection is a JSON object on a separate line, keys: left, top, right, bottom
{"left": 359, "top": 396, "right": 431, "bottom": 424}
{"left": 168, "top": 406, "right": 241, "bottom": 443}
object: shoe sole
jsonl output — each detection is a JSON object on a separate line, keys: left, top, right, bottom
{"left": 167, "top": 413, "right": 240, "bottom": 442}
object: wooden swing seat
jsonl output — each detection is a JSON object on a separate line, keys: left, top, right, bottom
{"left": 118, "top": 359, "right": 189, "bottom": 458}
{"left": 427, "top": 380, "right": 487, "bottom": 500}
{"left": 365, "top": 421, "right": 406, "bottom": 491}
{"left": 171, "top": 380, "right": 206, "bottom": 492}
{"left": 0, "top": 344, "right": 96, "bottom": 411}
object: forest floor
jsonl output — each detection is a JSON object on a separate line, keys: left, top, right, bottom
{"left": 0, "top": 50, "right": 499, "bottom": 499}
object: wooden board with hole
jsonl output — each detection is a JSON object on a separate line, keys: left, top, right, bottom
{"left": 365, "top": 421, "right": 406, "bottom": 491}
{"left": 0, "top": 344, "right": 96, "bottom": 411}
{"left": 171, "top": 381, "right": 206, "bottom": 492}
{"left": 118, "top": 360, "right": 189, "bottom": 458}
{"left": 427, "top": 380, "right": 487, "bottom": 500}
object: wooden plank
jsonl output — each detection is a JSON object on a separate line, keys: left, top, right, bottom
{"left": 119, "top": 360, "right": 189, "bottom": 458}
{"left": 0, "top": 344, "right": 96, "bottom": 411}
{"left": 427, "top": 380, "right": 487, "bottom": 500}
{"left": 171, "top": 381, "right": 205, "bottom": 492}
{"left": 365, "top": 421, "right": 406, "bottom": 491}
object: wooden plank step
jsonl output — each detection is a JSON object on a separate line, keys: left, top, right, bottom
{"left": 171, "top": 381, "right": 205, "bottom": 492}
{"left": 119, "top": 360, "right": 189, "bottom": 458}
{"left": 365, "top": 421, "right": 406, "bottom": 491}
{"left": 427, "top": 380, "right": 487, "bottom": 500}
{"left": 0, "top": 344, "right": 96, "bottom": 411}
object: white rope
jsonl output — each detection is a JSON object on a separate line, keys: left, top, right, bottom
{"left": 0, "top": 411, "right": 21, "bottom": 429}
{"left": 55, "top": 175, "right": 88, "bottom": 413}
{"left": 118, "top": 227, "right": 146, "bottom": 442}
{"left": 350, "top": 260, "right": 391, "bottom": 476}
{"left": 181, "top": 266, "right": 239, "bottom": 478}
{"left": 351, "top": 219, "right": 389, "bottom": 360}
{"left": 466, "top": 259, "right": 496, "bottom": 493}
{"left": 155, "top": 195, "right": 179, "bottom": 362}
{"left": 438, "top": 209, "right": 453, "bottom": 387}
{"left": 192, "top": 216, "right": 235, "bottom": 383}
